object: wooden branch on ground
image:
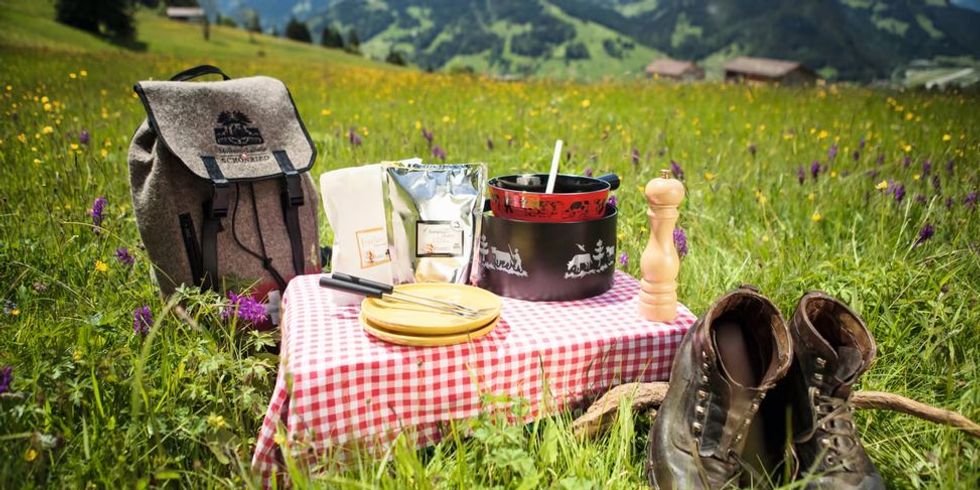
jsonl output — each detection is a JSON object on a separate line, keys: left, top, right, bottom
{"left": 571, "top": 382, "right": 980, "bottom": 439}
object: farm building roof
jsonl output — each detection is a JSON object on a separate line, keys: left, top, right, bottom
{"left": 645, "top": 58, "right": 700, "bottom": 77}
{"left": 723, "top": 56, "right": 808, "bottom": 78}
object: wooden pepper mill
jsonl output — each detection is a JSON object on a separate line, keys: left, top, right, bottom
{"left": 638, "top": 169, "right": 685, "bottom": 322}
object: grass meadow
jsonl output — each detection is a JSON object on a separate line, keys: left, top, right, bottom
{"left": 1, "top": 2, "right": 979, "bottom": 488}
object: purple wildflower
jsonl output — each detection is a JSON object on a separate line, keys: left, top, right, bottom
{"left": 797, "top": 166, "right": 806, "bottom": 185}
{"left": 945, "top": 197, "right": 954, "bottom": 210}
{"left": 941, "top": 284, "right": 950, "bottom": 294}
{"left": 748, "top": 143, "right": 757, "bottom": 156}
{"left": 631, "top": 147, "right": 640, "bottom": 166}
{"left": 618, "top": 251, "right": 628, "bottom": 266}
{"left": 915, "top": 223, "right": 934, "bottom": 246}
{"left": 810, "top": 160, "right": 821, "bottom": 180}
{"left": 965, "top": 191, "right": 977, "bottom": 209}
{"left": 946, "top": 158, "right": 954, "bottom": 175}
{"left": 892, "top": 184, "right": 906, "bottom": 203}
{"left": 583, "top": 166, "right": 594, "bottom": 177}
{"left": 903, "top": 156, "right": 911, "bottom": 168}
{"left": 828, "top": 144, "right": 838, "bottom": 161}
{"left": 607, "top": 195, "right": 618, "bottom": 208}
{"left": 859, "top": 137, "right": 866, "bottom": 149}
{"left": 486, "top": 137, "right": 494, "bottom": 151}
{"left": 431, "top": 145, "right": 446, "bottom": 161}
{"left": 421, "top": 127, "right": 434, "bottom": 146}
{"left": 932, "top": 174, "right": 941, "bottom": 194}
{"left": 133, "top": 305, "right": 153, "bottom": 336}
{"left": 115, "top": 247, "right": 134, "bottom": 266}
{"left": 347, "top": 129, "right": 362, "bottom": 147}
{"left": 0, "top": 366, "right": 11, "bottom": 394}
{"left": 922, "top": 160, "right": 932, "bottom": 176}
{"left": 221, "top": 291, "right": 267, "bottom": 325}
{"left": 673, "top": 227, "right": 688, "bottom": 258}
{"left": 79, "top": 130, "right": 90, "bottom": 145}
{"left": 670, "top": 160, "right": 684, "bottom": 180}
{"left": 89, "top": 196, "right": 107, "bottom": 233}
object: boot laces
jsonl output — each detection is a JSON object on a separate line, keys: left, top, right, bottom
{"left": 812, "top": 389, "right": 861, "bottom": 471}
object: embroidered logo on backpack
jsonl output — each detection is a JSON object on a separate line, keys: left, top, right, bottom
{"left": 214, "top": 110, "right": 264, "bottom": 146}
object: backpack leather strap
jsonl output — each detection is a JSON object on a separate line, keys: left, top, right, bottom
{"left": 273, "top": 150, "right": 306, "bottom": 276}
{"left": 200, "top": 155, "right": 229, "bottom": 291}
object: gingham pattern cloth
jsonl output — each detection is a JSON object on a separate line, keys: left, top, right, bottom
{"left": 252, "top": 271, "right": 695, "bottom": 479}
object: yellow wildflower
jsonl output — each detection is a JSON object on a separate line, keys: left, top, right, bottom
{"left": 581, "top": 99, "right": 591, "bottom": 108}
{"left": 207, "top": 413, "right": 227, "bottom": 429}
{"left": 904, "top": 112, "right": 913, "bottom": 121}
{"left": 903, "top": 144, "right": 912, "bottom": 153}
{"left": 912, "top": 174, "right": 921, "bottom": 181}
{"left": 43, "top": 103, "right": 52, "bottom": 111}
{"left": 10, "top": 307, "right": 19, "bottom": 316}
{"left": 703, "top": 172, "right": 716, "bottom": 182}
{"left": 17, "top": 133, "right": 27, "bottom": 144}
{"left": 942, "top": 134, "right": 952, "bottom": 142}
{"left": 41, "top": 96, "right": 49, "bottom": 104}
{"left": 875, "top": 180, "right": 888, "bottom": 190}
{"left": 42, "top": 126, "right": 53, "bottom": 134}
{"left": 811, "top": 211, "right": 822, "bottom": 222}
{"left": 830, "top": 170, "right": 838, "bottom": 178}
{"left": 761, "top": 235, "right": 770, "bottom": 242}
{"left": 33, "top": 158, "right": 41, "bottom": 166}
{"left": 70, "top": 143, "right": 79, "bottom": 151}
{"left": 100, "top": 149, "right": 108, "bottom": 158}
{"left": 320, "top": 108, "right": 331, "bottom": 116}
{"left": 80, "top": 70, "right": 88, "bottom": 77}
{"left": 808, "top": 192, "right": 815, "bottom": 202}
{"left": 818, "top": 130, "right": 829, "bottom": 139}
{"left": 25, "top": 449, "right": 37, "bottom": 462}
{"left": 69, "top": 72, "right": 77, "bottom": 79}
{"left": 94, "top": 260, "right": 108, "bottom": 273}
{"left": 442, "top": 115, "right": 450, "bottom": 123}
{"left": 4, "top": 85, "right": 11, "bottom": 91}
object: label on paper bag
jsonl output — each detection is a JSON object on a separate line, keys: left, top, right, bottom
{"left": 356, "top": 227, "right": 391, "bottom": 268}
{"left": 416, "top": 220, "right": 464, "bottom": 257}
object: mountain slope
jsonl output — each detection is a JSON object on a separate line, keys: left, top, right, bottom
{"left": 216, "top": 0, "right": 980, "bottom": 81}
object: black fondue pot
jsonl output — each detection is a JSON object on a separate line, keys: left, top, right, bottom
{"left": 477, "top": 205, "right": 617, "bottom": 301}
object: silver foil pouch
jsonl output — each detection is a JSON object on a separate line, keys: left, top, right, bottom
{"left": 384, "top": 162, "right": 486, "bottom": 284}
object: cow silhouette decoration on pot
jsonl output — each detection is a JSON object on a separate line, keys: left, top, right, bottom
{"left": 478, "top": 205, "right": 618, "bottom": 301}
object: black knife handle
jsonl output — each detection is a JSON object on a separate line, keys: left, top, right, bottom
{"left": 319, "top": 275, "right": 384, "bottom": 298}
{"left": 329, "top": 272, "right": 395, "bottom": 294}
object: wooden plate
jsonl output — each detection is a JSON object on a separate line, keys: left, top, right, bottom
{"left": 360, "top": 314, "right": 498, "bottom": 347}
{"left": 360, "top": 283, "right": 501, "bottom": 335}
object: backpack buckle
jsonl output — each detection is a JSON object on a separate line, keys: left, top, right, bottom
{"left": 208, "top": 180, "right": 230, "bottom": 218}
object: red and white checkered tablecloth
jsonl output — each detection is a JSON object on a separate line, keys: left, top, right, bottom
{"left": 252, "top": 270, "right": 696, "bottom": 480}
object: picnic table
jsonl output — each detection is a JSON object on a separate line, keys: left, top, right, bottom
{"left": 252, "top": 270, "right": 696, "bottom": 479}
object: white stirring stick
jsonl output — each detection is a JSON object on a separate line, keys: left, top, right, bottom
{"left": 545, "top": 139, "right": 563, "bottom": 194}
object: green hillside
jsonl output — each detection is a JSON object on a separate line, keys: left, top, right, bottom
{"left": 224, "top": 0, "right": 980, "bottom": 81}
{"left": 0, "top": 0, "right": 389, "bottom": 69}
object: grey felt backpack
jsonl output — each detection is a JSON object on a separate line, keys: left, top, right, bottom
{"left": 128, "top": 65, "right": 320, "bottom": 317}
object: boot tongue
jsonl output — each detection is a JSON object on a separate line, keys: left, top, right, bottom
{"left": 830, "top": 346, "right": 862, "bottom": 396}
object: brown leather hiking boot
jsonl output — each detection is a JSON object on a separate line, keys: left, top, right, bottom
{"left": 779, "top": 292, "right": 884, "bottom": 489}
{"left": 646, "top": 286, "right": 792, "bottom": 489}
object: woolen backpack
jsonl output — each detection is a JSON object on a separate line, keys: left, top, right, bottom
{"left": 128, "top": 65, "right": 320, "bottom": 322}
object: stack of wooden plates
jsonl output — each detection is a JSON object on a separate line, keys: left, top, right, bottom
{"left": 360, "top": 283, "right": 502, "bottom": 346}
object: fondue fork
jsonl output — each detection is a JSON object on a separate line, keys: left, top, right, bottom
{"left": 329, "top": 272, "right": 488, "bottom": 316}
{"left": 319, "top": 275, "right": 487, "bottom": 319}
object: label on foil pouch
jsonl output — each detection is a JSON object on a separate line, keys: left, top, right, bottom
{"left": 356, "top": 227, "right": 391, "bottom": 268}
{"left": 416, "top": 220, "right": 464, "bottom": 257}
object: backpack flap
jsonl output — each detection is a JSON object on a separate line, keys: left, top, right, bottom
{"left": 133, "top": 75, "right": 315, "bottom": 181}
